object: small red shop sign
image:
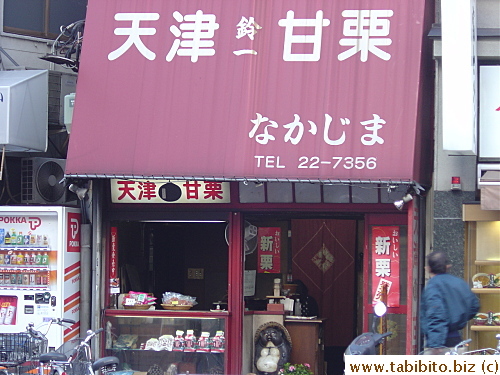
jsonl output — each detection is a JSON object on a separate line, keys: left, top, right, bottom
{"left": 257, "top": 227, "right": 281, "bottom": 273}
{"left": 110, "top": 227, "right": 119, "bottom": 293}
{"left": 371, "top": 226, "right": 400, "bottom": 307}
{"left": 110, "top": 179, "right": 230, "bottom": 203}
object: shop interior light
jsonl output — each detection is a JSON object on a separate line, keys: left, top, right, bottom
{"left": 393, "top": 193, "right": 414, "bottom": 211}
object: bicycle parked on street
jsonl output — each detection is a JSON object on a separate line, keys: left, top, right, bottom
{"left": 38, "top": 328, "right": 119, "bottom": 375}
{"left": 0, "top": 318, "right": 75, "bottom": 375}
{"left": 419, "top": 333, "right": 500, "bottom": 355}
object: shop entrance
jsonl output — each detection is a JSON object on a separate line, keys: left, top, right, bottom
{"left": 292, "top": 219, "right": 357, "bottom": 375}
{"left": 244, "top": 215, "right": 362, "bottom": 375}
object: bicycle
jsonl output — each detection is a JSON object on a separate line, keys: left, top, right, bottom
{"left": 0, "top": 318, "right": 75, "bottom": 375}
{"left": 38, "top": 328, "right": 119, "bottom": 375}
{"left": 419, "top": 334, "right": 500, "bottom": 355}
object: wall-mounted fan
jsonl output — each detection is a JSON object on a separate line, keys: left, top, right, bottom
{"left": 225, "top": 221, "right": 258, "bottom": 255}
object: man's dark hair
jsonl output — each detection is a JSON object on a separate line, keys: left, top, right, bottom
{"left": 427, "top": 251, "right": 450, "bottom": 274}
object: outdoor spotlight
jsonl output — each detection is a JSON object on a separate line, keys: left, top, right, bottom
{"left": 393, "top": 193, "right": 413, "bottom": 211}
{"left": 68, "top": 183, "right": 88, "bottom": 200}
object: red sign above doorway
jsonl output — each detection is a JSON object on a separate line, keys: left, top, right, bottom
{"left": 66, "top": 0, "right": 432, "bottom": 183}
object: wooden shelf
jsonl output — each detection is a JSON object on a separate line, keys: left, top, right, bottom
{"left": 472, "top": 288, "right": 500, "bottom": 294}
{"left": 470, "top": 325, "right": 500, "bottom": 332}
{"left": 475, "top": 260, "right": 500, "bottom": 266}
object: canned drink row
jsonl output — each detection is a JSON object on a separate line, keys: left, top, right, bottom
{"left": 0, "top": 272, "right": 49, "bottom": 286}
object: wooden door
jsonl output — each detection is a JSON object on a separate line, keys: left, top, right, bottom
{"left": 291, "top": 219, "right": 357, "bottom": 348}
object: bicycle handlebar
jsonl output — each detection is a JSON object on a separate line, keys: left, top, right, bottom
{"left": 454, "top": 338, "right": 472, "bottom": 351}
{"left": 82, "top": 327, "right": 105, "bottom": 344}
{"left": 60, "top": 318, "right": 77, "bottom": 325}
{"left": 26, "top": 318, "right": 77, "bottom": 339}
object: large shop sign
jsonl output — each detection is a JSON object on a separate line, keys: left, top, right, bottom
{"left": 66, "top": 0, "right": 432, "bottom": 183}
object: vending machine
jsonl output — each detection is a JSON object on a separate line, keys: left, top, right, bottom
{"left": 0, "top": 206, "right": 80, "bottom": 350}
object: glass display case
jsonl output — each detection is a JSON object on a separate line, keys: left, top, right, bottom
{"left": 465, "top": 219, "right": 500, "bottom": 350}
{"left": 104, "top": 311, "right": 227, "bottom": 374}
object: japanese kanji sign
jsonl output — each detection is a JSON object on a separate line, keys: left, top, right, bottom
{"left": 110, "top": 179, "right": 230, "bottom": 203}
{"left": 371, "top": 226, "right": 400, "bottom": 307}
{"left": 257, "top": 227, "right": 281, "bottom": 273}
{"left": 109, "top": 227, "right": 120, "bottom": 293}
{"left": 66, "top": 0, "right": 432, "bottom": 183}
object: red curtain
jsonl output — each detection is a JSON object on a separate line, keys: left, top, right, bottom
{"left": 292, "top": 219, "right": 356, "bottom": 347}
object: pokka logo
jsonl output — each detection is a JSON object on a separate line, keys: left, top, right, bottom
{"left": 67, "top": 212, "right": 81, "bottom": 252}
{"left": 70, "top": 218, "right": 79, "bottom": 240}
{"left": 0, "top": 216, "right": 42, "bottom": 230}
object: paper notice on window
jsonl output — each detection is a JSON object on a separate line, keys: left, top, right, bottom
{"left": 244, "top": 270, "right": 256, "bottom": 296}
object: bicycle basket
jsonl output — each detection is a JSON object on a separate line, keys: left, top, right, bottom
{"left": 0, "top": 332, "right": 47, "bottom": 366}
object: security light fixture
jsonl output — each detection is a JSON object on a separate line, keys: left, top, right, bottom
{"left": 68, "top": 183, "right": 88, "bottom": 201}
{"left": 393, "top": 193, "right": 414, "bottom": 211}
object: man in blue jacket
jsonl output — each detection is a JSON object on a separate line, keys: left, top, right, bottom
{"left": 420, "top": 251, "right": 479, "bottom": 349}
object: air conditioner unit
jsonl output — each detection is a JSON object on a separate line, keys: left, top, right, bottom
{"left": 21, "top": 158, "right": 72, "bottom": 204}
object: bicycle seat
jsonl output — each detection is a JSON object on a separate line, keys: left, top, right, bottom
{"left": 92, "top": 356, "right": 119, "bottom": 371}
{"left": 39, "top": 352, "right": 68, "bottom": 363}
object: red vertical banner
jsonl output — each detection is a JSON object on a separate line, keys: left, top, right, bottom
{"left": 257, "top": 227, "right": 281, "bottom": 273}
{"left": 371, "top": 226, "right": 400, "bottom": 307}
{"left": 109, "top": 227, "right": 119, "bottom": 293}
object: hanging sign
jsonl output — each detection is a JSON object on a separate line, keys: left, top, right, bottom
{"left": 371, "top": 226, "right": 400, "bottom": 307}
{"left": 110, "top": 179, "right": 230, "bottom": 203}
{"left": 109, "top": 227, "right": 120, "bottom": 293}
{"left": 257, "top": 227, "right": 281, "bottom": 273}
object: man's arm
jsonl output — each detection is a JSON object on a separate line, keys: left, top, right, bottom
{"left": 466, "top": 291, "right": 480, "bottom": 320}
{"left": 424, "top": 288, "right": 448, "bottom": 348}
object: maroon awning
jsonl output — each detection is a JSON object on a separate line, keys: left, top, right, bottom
{"left": 66, "top": 0, "right": 433, "bottom": 183}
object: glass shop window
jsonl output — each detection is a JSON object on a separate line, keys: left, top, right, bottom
{"left": 112, "top": 221, "right": 229, "bottom": 311}
{"left": 3, "top": 0, "right": 87, "bottom": 39}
